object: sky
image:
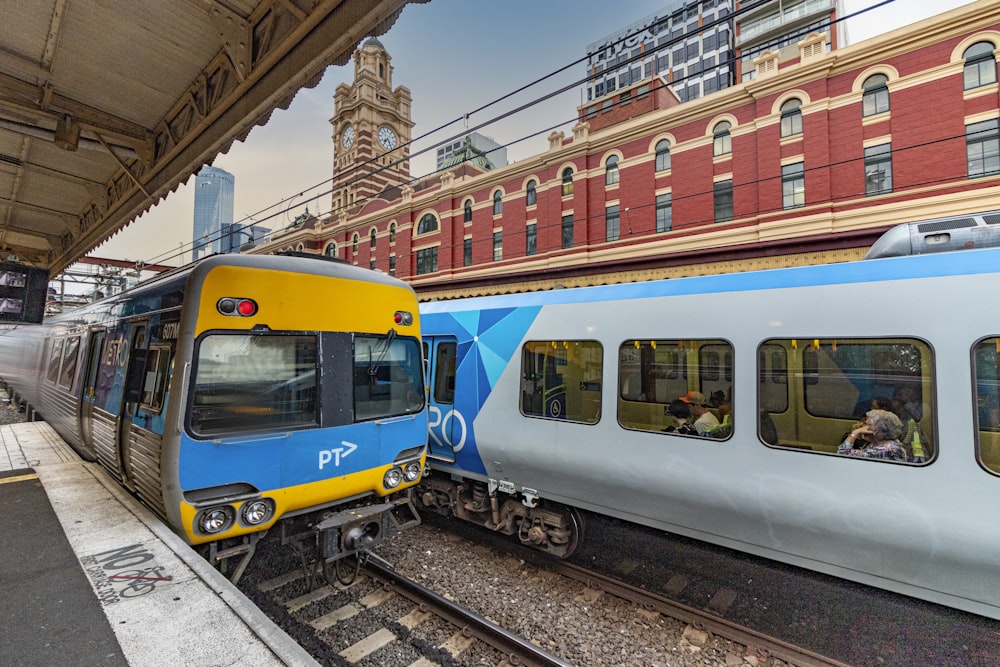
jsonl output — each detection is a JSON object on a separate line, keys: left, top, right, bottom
{"left": 93, "top": 0, "right": 974, "bottom": 268}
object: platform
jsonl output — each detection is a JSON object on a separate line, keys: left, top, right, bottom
{"left": 0, "top": 421, "right": 318, "bottom": 667}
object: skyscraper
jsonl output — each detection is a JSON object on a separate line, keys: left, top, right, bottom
{"left": 585, "top": 0, "right": 734, "bottom": 105}
{"left": 584, "top": 0, "right": 843, "bottom": 104}
{"left": 192, "top": 165, "right": 235, "bottom": 261}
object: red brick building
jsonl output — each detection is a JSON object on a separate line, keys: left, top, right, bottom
{"left": 256, "top": 1, "right": 1000, "bottom": 300}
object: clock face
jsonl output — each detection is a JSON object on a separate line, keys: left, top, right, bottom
{"left": 341, "top": 124, "right": 355, "bottom": 149}
{"left": 378, "top": 126, "right": 397, "bottom": 150}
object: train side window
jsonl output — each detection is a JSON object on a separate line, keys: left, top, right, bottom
{"left": 759, "top": 344, "right": 789, "bottom": 413}
{"left": 618, "top": 339, "right": 733, "bottom": 438}
{"left": 140, "top": 345, "right": 172, "bottom": 413}
{"left": 973, "top": 337, "right": 1000, "bottom": 475}
{"left": 759, "top": 338, "right": 934, "bottom": 464}
{"left": 521, "top": 340, "right": 602, "bottom": 424}
{"left": 45, "top": 338, "right": 64, "bottom": 384}
{"left": 58, "top": 336, "right": 81, "bottom": 388}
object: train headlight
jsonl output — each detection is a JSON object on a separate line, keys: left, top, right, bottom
{"left": 403, "top": 461, "right": 421, "bottom": 482}
{"left": 198, "top": 507, "right": 234, "bottom": 534}
{"left": 393, "top": 311, "right": 413, "bottom": 326}
{"left": 240, "top": 499, "right": 273, "bottom": 526}
{"left": 383, "top": 467, "right": 402, "bottom": 489}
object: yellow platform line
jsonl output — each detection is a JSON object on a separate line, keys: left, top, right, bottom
{"left": 0, "top": 473, "right": 39, "bottom": 485}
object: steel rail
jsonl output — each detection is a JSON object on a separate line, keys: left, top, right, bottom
{"left": 550, "top": 559, "right": 854, "bottom": 667}
{"left": 363, "top": 555, "right": 575, "bottom": 667}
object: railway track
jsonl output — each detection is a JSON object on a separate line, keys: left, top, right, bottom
{"left": 242, "top": 547, "right": 573, "bottom": 667}
{"left": 544, "top": 559, "right": 850, "bottom": 667}
{"left": 239, "top": 521, "right": 857, "bottom": 667}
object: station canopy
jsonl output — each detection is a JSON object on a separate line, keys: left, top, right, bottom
{"left": 0, "top": 0, "right": 423, "bottom": 275}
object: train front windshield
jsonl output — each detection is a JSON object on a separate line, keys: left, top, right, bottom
{"left": 353, "top": 334, "right": 425, "bottom": 421}
{"left": 188, "top": 330, "right": 425, "bottom": 436}
{"left": 190, "top": 333, "right": 318, "bottom": 435}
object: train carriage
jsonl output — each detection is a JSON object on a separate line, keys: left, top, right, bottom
{"left": 417, "top": 247, "right": 1000, "bottom": 620}
{"left": 0, "top": 254, "right": 427, "bottom": 575}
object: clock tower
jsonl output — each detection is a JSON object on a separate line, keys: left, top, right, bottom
{"left": 331, "top": 38, "right": 413, "bottom": 215}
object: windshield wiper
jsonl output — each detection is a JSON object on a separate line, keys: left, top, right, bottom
{"left": 368, "top": 328, "right": 397, "bottom": 376}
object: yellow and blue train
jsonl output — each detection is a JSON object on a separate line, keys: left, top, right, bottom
{"left": 0, "top": 253, "right": 427, "bottom": 576}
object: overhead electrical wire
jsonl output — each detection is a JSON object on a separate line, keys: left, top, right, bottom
{"left": 138, "top": 0, "right": 899, "bottom": 268}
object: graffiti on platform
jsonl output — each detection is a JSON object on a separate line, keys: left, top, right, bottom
{"left": 80, "top": 543, "right": 173, "bottom": 605}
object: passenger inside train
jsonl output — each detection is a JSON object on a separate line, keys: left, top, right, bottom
{"left": 837, "top": 410, "right": 908, "bottom": 461}
{"left": 662, "top": 399, "right": 697, "bottom": 435}
{"left": 679, "top": 391, "right": 719, "bottom": 435}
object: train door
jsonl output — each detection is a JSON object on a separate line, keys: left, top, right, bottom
{"left": 78, "top": 329, "right": 106, "bottom": 459}
{"left": 116, "top": 321, "right": 148, "bottom": 488}
{"left": 426, "top": 336, "right": 458, "bottom": 462}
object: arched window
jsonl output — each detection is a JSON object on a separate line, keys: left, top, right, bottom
{"left": 389, "top": 222, "right": 396, "bottom": 243}
{"left": 324, "top": 242, "right": 337, "bottom": 258}
{"left": 493, "top": 190, "right": 503, "bottom": 215}
{"left": 605, "top": 155, "right": 620, "bottom": 186}
{"left": 561, "top": 167, "right": 574, "bottom": 196}
{"left": 862, "top": 74, "right": 889, "bottom": 117}
{"left": 780, "top": 99, "right": 803, "bottom": 138}
{"left": 964, "top": 41, "right": 997, "bottom": 90}
{"left": 713, "top": 121, "right": 732, "bottom": 157}
{"left": 352, "top": 233, "right": 359, "bottom": 253}
{"left": 417, "top": 213, "right": 438, "bottom": 234}
{"left": 463, "top": 199, "right": 473, "bottom": 222}
{"left": 655, "top": 140, "right": 671, "bottom": 172}
{"left": 526, "top": 180, "right": 537, "bottom": 207}
{"left": 370, "top": 229, "right": 377, "bottom": 249}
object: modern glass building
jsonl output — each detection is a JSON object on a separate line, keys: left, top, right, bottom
{"left": 585, "top": 0, "right": 734, "bottom": 104}
{"left": 585, "top": 0, "right": 842, "bottom": 103}
{"left": 192, "top": 165, "right": 235, "bottom": 260}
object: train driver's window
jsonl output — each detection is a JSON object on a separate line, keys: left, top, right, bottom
{"left": 140, "top": 345, "right": 172, "bottom": 413}
{"left": 520, "top": 340, "right": 602, "bottom": 423}
{"left": 973, "top": 337, "right": 1000, "bottom": 475}
{"left": 58, "top": 336, "right": 81, "bottom": 388}
{"left": 759, "top": 338, "right": 934, "bottom": 464}
{"left": 353, "top": 334, "right": 425, "bottom": 421}
{"left": 618, "top": 339, "right": 733, "bottom": 438}
{"left": 45, "top": 338, "right": 64, "bottom": 384}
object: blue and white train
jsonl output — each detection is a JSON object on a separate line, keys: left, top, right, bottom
{"left": 416, "top": 246, "right": 1000, "bottom": 620}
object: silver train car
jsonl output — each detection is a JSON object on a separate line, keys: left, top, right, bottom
{"left": 865, "top": 209, "right": 1000, "bottom": 259}
{"left": 418, "top": 247, "right": 1000, "bottom": 619}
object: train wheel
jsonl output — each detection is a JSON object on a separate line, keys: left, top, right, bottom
{"left": 554, "top": 506, "right": 584, "bottom": 559}
{"left": 519, "top": 504, "right": 583, "bottom": 559}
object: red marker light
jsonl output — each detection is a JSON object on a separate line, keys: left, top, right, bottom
{"left": 394, "top": 311, "right": 413, "bottom": 326}
{"left": 217, "top": 297, "right": 258, "bottom": 317}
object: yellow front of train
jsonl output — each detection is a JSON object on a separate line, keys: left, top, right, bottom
{"left": 160, "top": 255, "right": 427, "bottom": 547}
